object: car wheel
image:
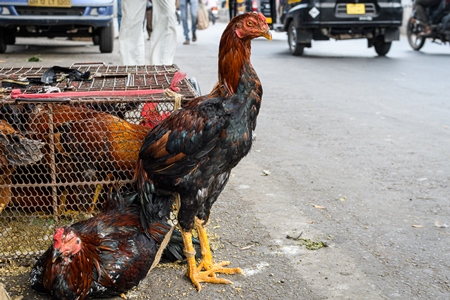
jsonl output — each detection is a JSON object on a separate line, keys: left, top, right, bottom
{"left": 374, "top": 40, "right": 392, "bottom": 56}
{"left": 93, "top": 35, "right": 99, "bottom": 46}
{"left": 6, "top": 31, "right": 15, "bottom": 45}
{"left": 99, "top": 22, "right": 113, "bottom": 53}
{"left": 0, "top": 30, "right": 7, "bottom": 53}
{"left": 288, "top": 23, "right": 304, "bottom": 56}
{"left": 406, "top": 17, "right": 425, "bottom": 51}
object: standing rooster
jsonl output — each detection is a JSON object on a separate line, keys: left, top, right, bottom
{"left": 135, "top": 12, "right": 271, "bottom": 291}
{"left": 30, "top": 186, "right": 198, "bottom": 300}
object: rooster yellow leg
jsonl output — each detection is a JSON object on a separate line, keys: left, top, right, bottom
{"left": 194, "top": 217, "right": 243, "bottom": 277}
{"left": 181, "top": 228, "right": 232, "bottom": 292}
{"left": 87, "top": 184, "right": 102, "bottom": 214}
{"left": 0, "top": 175, "right": 12, "bottom": 214}
{"left": 0, "top": 189, "right": 8, "bottom": 213}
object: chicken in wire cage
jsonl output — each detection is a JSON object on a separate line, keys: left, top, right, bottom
{"left": 0, "top": 64, "right": 198, "bottom": 261}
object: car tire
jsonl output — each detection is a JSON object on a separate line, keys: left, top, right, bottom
{"left": 0, "top": 30, "right": 7, "bottom": 53}
{"left": 374, "top": 40, "right": 392, "bottom": 56}
{"left": 99, "top": 22, "right": 113, "bottom": 53}
{"left": 93, "top": 35, "right": 99, "bottom": 46}
{"left": 406, "top": 17, "right": 425, "bottom": 51}
{"left": 288, "top": 23, "right": 304, "bottom": 56}
{"left": 6, "top": 31, "right": 15, "bottom": 45}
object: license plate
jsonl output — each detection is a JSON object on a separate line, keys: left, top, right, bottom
{"left": 28, "top": 0, "right": 72, "bottom": 8}
{"left": 346, "top": 3, "right": 365, "bottom": 15}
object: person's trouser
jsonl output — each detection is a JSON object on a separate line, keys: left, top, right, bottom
{"left": 119, "top": 0, "right": 146, "bottom": 65}
{"left": 148, "top": 0, "right": 177, "bottom": 64}
{"left": 180, "top": 0, "right": 198, "bottom": 41}
{"left": 414, "top": 0, "right": 441, "bottom": 25}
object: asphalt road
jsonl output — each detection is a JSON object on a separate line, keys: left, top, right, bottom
{"left": 1, "top": 19, "right": 450, "bottom": 300}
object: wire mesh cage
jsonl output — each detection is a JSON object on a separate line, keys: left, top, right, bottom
{"left": 0, "top": 63, "right": 198, "bottom": 263}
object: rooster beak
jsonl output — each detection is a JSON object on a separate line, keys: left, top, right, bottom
{"left": 52, "top": 249, "right": 61, "bottom": 262}
{"left": 262, "top": 29, "right": 272, "bottom": 41}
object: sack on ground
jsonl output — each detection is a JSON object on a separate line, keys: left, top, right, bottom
{"left": 197, "top": 0, "right": 209, "bottom": 30}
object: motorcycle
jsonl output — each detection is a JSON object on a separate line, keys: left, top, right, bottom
{"left": 407, "top": 0, "right": 450, "bottom": 50}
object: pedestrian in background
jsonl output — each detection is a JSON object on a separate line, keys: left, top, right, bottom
{"left": 414, "top": 0, "right": 441, "bottom": 35}
{"left": 117, "top": 0, "right": 122, "bottom": 30}
{"left": 146, "top": 0, "right": 153, "bottom": 40}
{"left": 179, "top": 0, "right": 198, "bottom": 45}
{"left": 119, "top": 0, "right": 147, "bottom": 65}
{"left": 148, "top": 0, "right": 177, "bottom": 64}
{"left": 119, "top": 0, "right": 177, "bottom": 66}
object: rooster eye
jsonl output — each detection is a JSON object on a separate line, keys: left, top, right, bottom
{"left": 76, "top": 238, "right": 81, "bottom": 244}
{"left": 246, "top": 21, "right": 253, "bottom": 26}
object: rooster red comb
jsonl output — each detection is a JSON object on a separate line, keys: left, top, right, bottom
{"left": 53, "top": 227, "right": 64, "bottom": 249}
{"left": 257, "top": 12, "right": 266, "bottom": 22}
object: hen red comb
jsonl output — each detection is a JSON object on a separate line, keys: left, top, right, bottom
{"left": 53, "top": 228, "right": 64, "bottom": 249}
{"left": 170, "top": 71, "right": 186, "bottom": 92}
{"left": 257, "top": 12, "right": 266, "bottom": 23}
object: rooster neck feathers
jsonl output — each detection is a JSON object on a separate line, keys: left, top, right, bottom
{"left": 217, "top": 13, "right": 270, "bottom": 97}
{"left": 218, "top": 29, "right": 249, "bottom": 96}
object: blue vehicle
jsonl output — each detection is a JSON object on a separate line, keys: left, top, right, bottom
{"left": 0, "top": 0, "right": 114, "bottom": 53}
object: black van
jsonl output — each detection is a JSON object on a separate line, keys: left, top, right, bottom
{"left": 260, "top": 0, "right": 403, "bottom": 56}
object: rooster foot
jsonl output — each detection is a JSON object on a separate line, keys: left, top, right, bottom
{"left": 185, "top": 217, "right": 244, "bottom": 291}
{"left": 186, "top": 261, "right": 235, "bottom": 291}
{"left": 195, "top": 217, "right": 243, "bottom": 277}
{"left": 182, "top": 228, "right": 240, "bottom": 292}
{"left": 197, "top": 259, "right": 243, "bottom": 277}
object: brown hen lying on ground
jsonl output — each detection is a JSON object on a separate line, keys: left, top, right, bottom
{"left": 30, "top": 186, "right": 200, "bottom": 300}
{"left": 135, "top": 12, "right": 271, "bottom": 291}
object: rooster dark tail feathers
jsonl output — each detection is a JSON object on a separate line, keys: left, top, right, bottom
{"left": 139, "top": 188, "right": 173, "bottom": 239}
{"left": 135, "top": 160, "right": 155, "bottom": 234}
{"left": 134, "top": 161, "right": 173, "bottom": 238}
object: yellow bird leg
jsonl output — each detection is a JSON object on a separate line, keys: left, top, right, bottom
{"left": 180, "top": 226, "right": 232, "bottom": 292}
{"left": 194, "top": 217, "right": 243, "bottom": 277}
{"left": 58, "top": 189, "right": 68, "bottom": 215}
{"left": 58, "top": 189, "right": 79, "bottom": 217}
{"left": 87, "top": 184, "right": 102, "bottom": 214}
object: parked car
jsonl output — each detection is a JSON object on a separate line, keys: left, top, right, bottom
{"left": 260, "top": 0, "right": 403, "bottom": 56}
{"left": 0, "top": 0, "right": 114, "bottom": 53}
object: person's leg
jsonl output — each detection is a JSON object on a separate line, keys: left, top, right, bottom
{"left": 180, "top": 3, "right": 190, "bottom": 42}
{"left": 414, "top": 0, "right": 429, "bottom": 24}
{"left": 190, "top": 0, "right": 199, "bottom": 41}
{"left": 118, "top": 0, "right": 122, "bottom": 30}
{"left": 146, "top": 9, "right": 153, "bottom": 40}
{"left": 119, "top": 0, "right": 147, "bottom": 65}
{"left": 148, "top": 0, "right": 177, "bottom": 64}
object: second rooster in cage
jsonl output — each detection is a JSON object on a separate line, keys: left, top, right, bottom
{"left": 15, "top": 104, "right": 154, "bottom": 213}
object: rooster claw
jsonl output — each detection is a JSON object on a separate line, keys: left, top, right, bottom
{"left": 187, "top": 268, "right": 233, "bottom": 292}
{"left": 198, "top": 260, "right": 243, "bottom": 277}
{"left": 187, "top": 261, "right": 244, "bottom": 291}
